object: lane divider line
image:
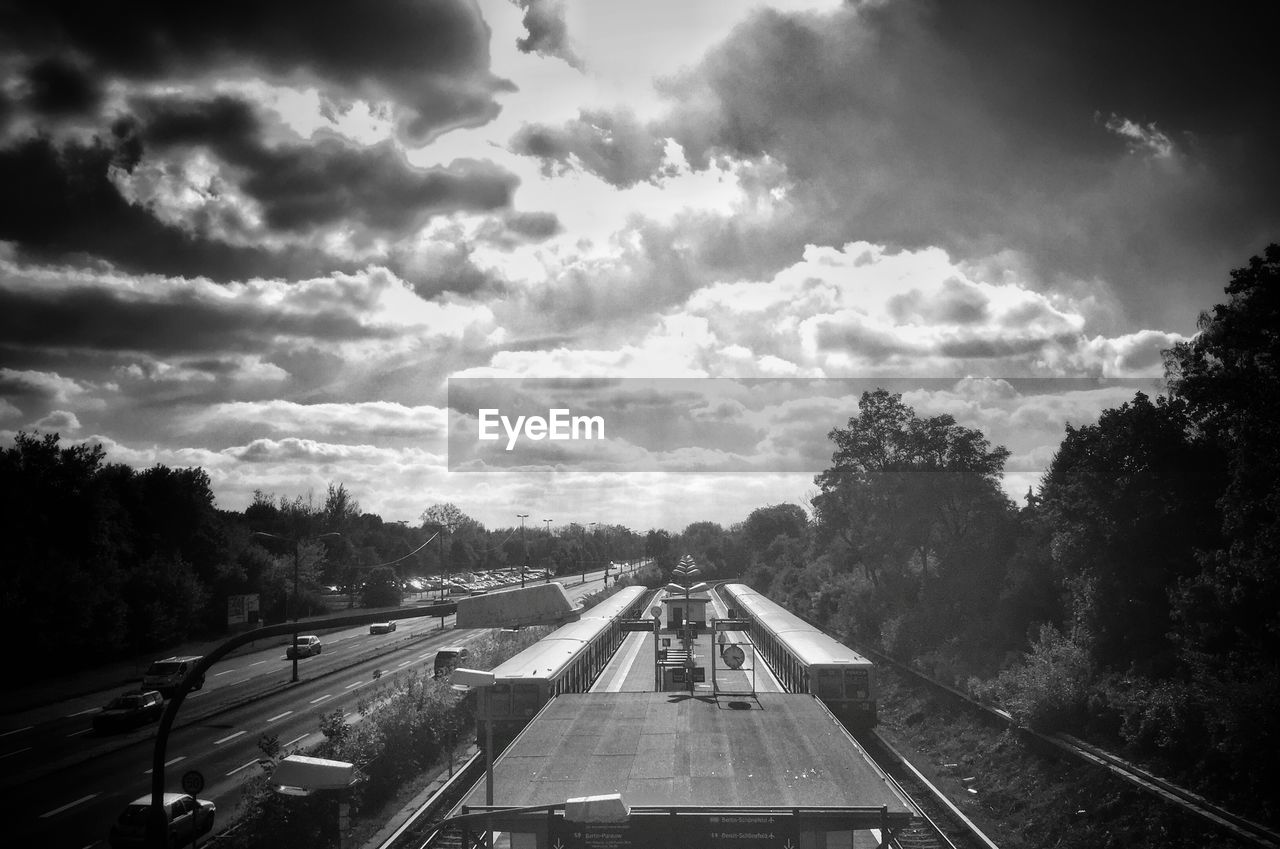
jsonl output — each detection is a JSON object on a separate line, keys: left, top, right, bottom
{"left": 227, "top": 758, "right": 261, "bottom": 776}
{"left": 0, "top": 725, "right": 33, "bottom": 738}
{"left": 309, "top": 694, "right": 332, "bottom": 704}
{"left": 144, "top": 756, "right": 186, "bottom": 774}
{"left": 214, "top": 730, "right": 246, "bottom": 745}
{"left": 40, "top": 793, "right": 98, "bottom": 818}
{"left": 1, "top": 746, "right": 33, "bottom": 759}
{"left": 267, "top": 711, "right": 293, "bottom": 723}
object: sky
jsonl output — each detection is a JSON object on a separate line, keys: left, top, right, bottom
{"left": 1, "top": 0, "right": 1276, "bottom": 533}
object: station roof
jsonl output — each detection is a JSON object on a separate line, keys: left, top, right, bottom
{"left": 461, "top": 692, "right": 914, "bottom": 814}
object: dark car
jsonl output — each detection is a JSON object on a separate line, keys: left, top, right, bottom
{"left": 93, "top": 690, "right": 164, "bottom": 734}
{"left": 109, "top": 793, "right": 215, "bottom": 848}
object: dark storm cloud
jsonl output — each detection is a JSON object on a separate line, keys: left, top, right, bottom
{"left": 514, "top": 0, "right": 1280, "bottom": 332}
{"left": 512, "top": 0, "right": 582, "bottom": 69}
{"left": 22, "top": 57, "right": 102, "bottom": 116}
{"left": 510, "top": 109, "right": 667, "bottom": 187}
{"left": 136, "top": 95, "right": 520, "bottom": 233}
{"left": 0, "top": 281, "right": 388, "bottom": 356}
{"left": 0, "top": 134, "right": 333, "bottom": 280}
{"left": 1, "top": 0, "right": 511, "bottom": 142}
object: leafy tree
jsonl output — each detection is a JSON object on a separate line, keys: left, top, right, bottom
{"left": 741, "top": 504, "right": 808, "bottom": 550}
{"left": 361, "top": 565, "right": 403, "bottom": 608}
{"left": 1038, "top": 392, "right": 1224, "bottom": 674}
{"left": 813, "top": 389, "right": 1010, "bottom": 588}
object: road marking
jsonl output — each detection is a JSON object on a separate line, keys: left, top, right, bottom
{"left": 65, "top": 707, "right": 100, "bottom": 718}
{"left": 344, "top": 681, "right": 364, "bottom": 690}
{"left": 40, "top": 793, "right": 99, "bottom": 818}
{"left": 0, "top": 725, "right": 33, "bottom": 738}
{"left": 215, "top": 669, "right": 238, "bottom": 676}
{"left": 284, "top": 733, "right": 308, "bottom": 748}
{"left": 397, "top": 660, "right": 412, "bottom": 668}
{"left": 309, "top": 694, "right": 331, "bottom": 704}
{"left": 144, "top": 756, "right": 186, "bottom": 774}
{"left": 214, "top": 730, "right": 246, "bottom": 745}
{"left": 188, "top": 690, "right": 208, "bottom": 698}
{"left": 1, "top": 746, "right": 32, "bottom": 759}
{"left": 66, "top": 728, "right": 92, "bottom": 737}
{"left": 267, "top": 711, "right": 293, "bottom": 723}
{"left": 227, "top": 758, "right": 260, "bottom": 776}
{"left": 250, "top": 660, "right": 268, "bottom": 666}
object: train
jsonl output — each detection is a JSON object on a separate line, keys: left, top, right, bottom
{"left": 473, "top": 585, "right": 651, "bottom": 750}
{"left": 719, "top": 583, "right": 877, "bottom": 729}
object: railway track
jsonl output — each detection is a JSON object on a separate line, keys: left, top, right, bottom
{"left": 857, "top": 644, "right": 1280, "bottom": 849}
{"left": 378, "top": 751, "right": 486, "bottom": 849}
{"left": 858, "top": 730, "right": 1001, "bottom": 849}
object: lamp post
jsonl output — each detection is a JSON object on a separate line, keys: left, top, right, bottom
{"left": 543, "top": 519, "right": 552, "bottom": 578}
{"left": 452, "top": 668, "right": 497, "bottom": 849}
{"left": 516, "top": 513, "right": 529, "bottom": 587}
{"left": 252, "top": 530, "right": 341, "bottom": 684}
{"left": 587, "top": 522, "right": 596, "bottom": 585}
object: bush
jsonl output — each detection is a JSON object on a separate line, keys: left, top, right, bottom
{"left": 973, "top": 622, "right": 1094, "bottom": 730}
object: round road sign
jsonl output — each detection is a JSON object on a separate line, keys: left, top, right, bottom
{"left": 722, "top": 644, "right": 745, "bottom": 670}
{"left": 181, "top": 769, "right": 205, "bottom": 796}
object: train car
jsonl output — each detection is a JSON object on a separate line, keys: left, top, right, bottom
{"left": 721, "top": 583, "right": 877, "bottom": 729}
{"left": 474, "top": 585, "right": 649, "bottom": 750}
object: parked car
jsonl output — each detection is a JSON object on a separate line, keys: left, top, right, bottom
{"left": 285, "top": 635, "right": 322, "bottom": 659}
{"left": 109, "top": 793, "right": 215, "bottom": 848}
{"left": 141, "top": 656, "right": 205, "bottom": 697}
{"left": 369, "top": 621, "right": 397, "bottom": 634}
{"left": 93, "top": 690, "right": 164, "bottom": 734}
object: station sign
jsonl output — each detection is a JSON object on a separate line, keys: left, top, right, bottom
{"left": 620, "top": 620, "right": 656, "bottom": 632}
{"left": 549, "top": 812, "right": 797, "bottom": 849}
{"left": 671, "top": 667, "right": 706, "bottom": 683}
{"left": 717, "top": 620, "right": 751, "bottom": 631}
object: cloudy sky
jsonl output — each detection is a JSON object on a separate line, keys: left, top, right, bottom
{"left": 1, "top": 0, "right": 1275, "bottom": 532}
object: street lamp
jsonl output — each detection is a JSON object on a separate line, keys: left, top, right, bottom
{"left": 587, "top": 522, "right": 596, "bottom": 585}
{"left": 251, "top": 530, "right": 341, "bottom": 683}
{"left": 516, "top": 513, "right": 529, "bottom": 587}
{"left": 452, "top": 668, "right": 498, "bottom": 848}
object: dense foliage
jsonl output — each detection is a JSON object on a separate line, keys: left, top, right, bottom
{"left": 0, "top": 448, "right": 647, "bottom": 680}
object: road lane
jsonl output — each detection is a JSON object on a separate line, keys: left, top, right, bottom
{"left": 14, "top": 574, "right": 618, "bottom": 847}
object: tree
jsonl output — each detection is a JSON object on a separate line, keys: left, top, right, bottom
{"left": 1037, "top": 392, "right": 1223, "bottom": 673}
{"left": 812, "top": 389, "right": 1010, "bottom": 588}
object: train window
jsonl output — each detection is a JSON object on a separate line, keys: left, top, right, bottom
{"left": 488, "top": 683, "right": 512, "bottom": 716}
{"left": 513, "top": 683, "right": 541, "bottom": 716}
{"left": 816, "top": 668, "right": 843, "bottom": 699}
{"left": 845, "top": 669, "right": 869, "bottom": 699}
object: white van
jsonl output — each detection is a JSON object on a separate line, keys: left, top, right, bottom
{"left": 142, "top": 656, "right": 205, "bottom": 697}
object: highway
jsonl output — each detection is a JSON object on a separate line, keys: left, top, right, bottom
{"left": 10, "top": 570, "right": 620, "bottom": 849}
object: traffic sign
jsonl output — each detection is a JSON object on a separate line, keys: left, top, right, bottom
{"left": 181, "top": 769, "right": 205, "bottom": 795}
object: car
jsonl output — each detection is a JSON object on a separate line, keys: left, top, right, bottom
{"left": 141, "top": 656, "right": 205, "bottom": 697}
{"left": 108, "top": 792, "right": 215, "bottom": 848}
{"left": 285, "top": 635, "right": 322, "bottom": 659}
{"left": 433, "top": 646, "right": 470, "bottom": 679}
{"left": 93, "top": 690, "right": 164, "bottom": 734}
{"left": 369, "top": 621, "right": 397, "bottom": 634}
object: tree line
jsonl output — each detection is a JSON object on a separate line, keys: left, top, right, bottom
{"left": 658, "top": 244, "right": 1276, "bottom": 825}
{"left": 0, "top": 444, "right": 648, "bottom": 680}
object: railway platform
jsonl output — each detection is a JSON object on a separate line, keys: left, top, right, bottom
{"left": 454, "top": 691, "right": 915, "bottom": 848}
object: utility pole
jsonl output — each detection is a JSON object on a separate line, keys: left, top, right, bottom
{"left": 517, "top": 513, "right": 529, "bottom": 587}
{"left": 252, "top": 530, "right": 340, "bottom": 683}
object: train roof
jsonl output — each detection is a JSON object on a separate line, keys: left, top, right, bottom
{"left": 489, "top": 586, "right": 648, "bottom": 682}
{"left": 724, "top": 583, "right": 871, "bottom": 667}
{"left": 576, "top": 585, "right": 648, "bottom": 619}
